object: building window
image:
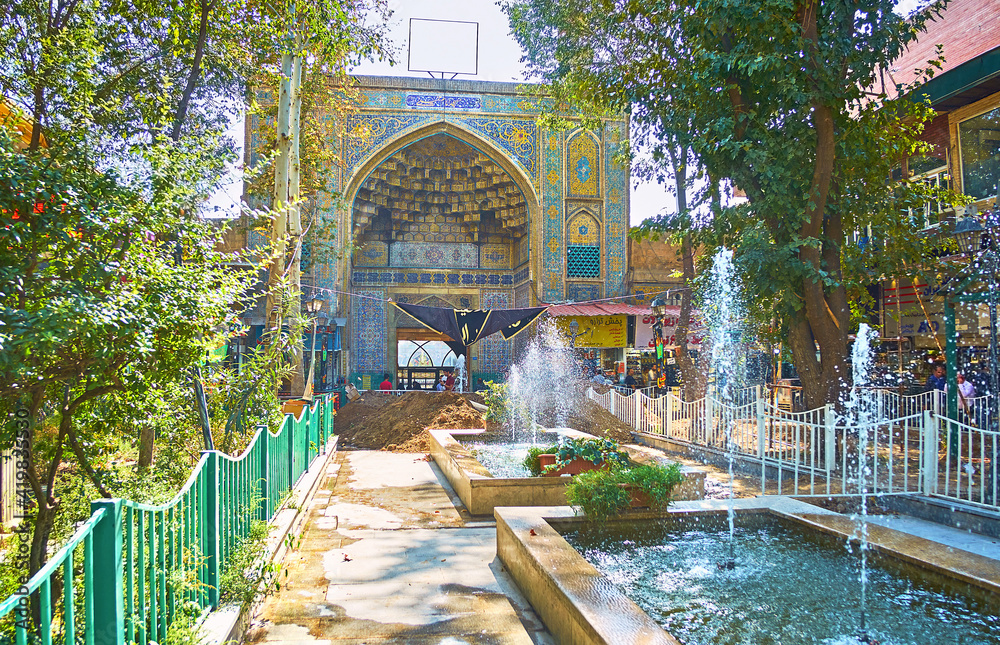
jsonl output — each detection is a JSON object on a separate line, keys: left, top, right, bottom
{"left": 958, "top": 106, "right": 1000, "bottom": 200}
{"left": 908, "top": 157, "right": 950, "bottom": 228}
{"left": 567, "top": 245, "right": 600, "bottom": 278}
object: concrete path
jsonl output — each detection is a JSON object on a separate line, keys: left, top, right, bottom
{"left": 246, "top": 452, "right": 552, "bottom": 645}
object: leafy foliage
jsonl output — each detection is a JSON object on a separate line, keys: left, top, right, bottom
{"left": 482, "top": 381, "right": 510, "bottom": 424}
{"left": 522, "top": 444, "right": 559, "bottom": 476}
{"left": 565, "top": 463, "right": 684, "bottom": 524}
{"left": 504, "top": 0, "right": 964, "bottom": 406}
{"left": 552, "top": 437, "right": 631, "bottom": 471}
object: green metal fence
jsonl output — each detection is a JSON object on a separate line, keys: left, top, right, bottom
{"left": 0, "top": 394, "right": 334, "bottom": 645}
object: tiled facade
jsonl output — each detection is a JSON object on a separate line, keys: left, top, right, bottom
{"left": 246, "top": 76, "right": 629, "bottom": 382}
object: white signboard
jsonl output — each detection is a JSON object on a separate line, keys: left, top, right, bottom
{"left": 408, "top": 19, "right": 479, "bottom": 76}
{"left": 634, "top": 314, "right": 704, "bottom": 350}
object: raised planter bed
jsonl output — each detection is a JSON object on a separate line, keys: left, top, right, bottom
{"left": 427, "top": 429, "right": 705, "bottom": 516}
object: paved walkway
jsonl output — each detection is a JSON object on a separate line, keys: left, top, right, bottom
{"left": 246, "top": 451, "right": 552, "bottom": 644}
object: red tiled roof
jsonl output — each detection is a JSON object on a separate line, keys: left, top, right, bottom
{"left": 545, "top": 303, "right": 681, "bottom": 317}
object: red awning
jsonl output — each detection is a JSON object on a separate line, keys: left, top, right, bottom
{"left": 545, "top": 303, "right": 681, "bottom": 317}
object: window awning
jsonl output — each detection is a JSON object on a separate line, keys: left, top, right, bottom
{"left": 545, "top": 303, "right": 681, "bottom": 317}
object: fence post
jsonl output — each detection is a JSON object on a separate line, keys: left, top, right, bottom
{"left": 756, "top": 399, "right": 765, "bottom": 459}
{"left": 824, "top": 404, "right": 836, "bottom": 474}
{"left": 664, "top": 395, "right": 672, "bottom": 438}
{"left": 259, "top": 426, "right": 270, "bottom": 521}
{"left": 610, "top": 391, "right": 616, "bottom": 417}
{"left": 203, "top": 451, "right": 220, "bottom": 608}
{"left": 922, "top": 410, "right": 938, "bottom": 495}
{"left": 91, "top": 499, "right": 125, "bottom": 645}
{"left": 635, "top": 393, "right": 642, "bottom": 432}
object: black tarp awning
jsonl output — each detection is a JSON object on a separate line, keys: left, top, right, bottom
{"left": 392, "top": 302, "right": 547, "bottom": 355}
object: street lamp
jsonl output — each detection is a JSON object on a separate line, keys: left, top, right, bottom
{"left": 303, "top": 297, "right": 325, "bottom": 400}
{"left": 650, "top": 297, "right": 667, "bottom": 317}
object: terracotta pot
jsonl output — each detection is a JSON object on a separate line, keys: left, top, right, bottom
{"left": 281, "top": 399, "right": 310, "bottom": 417}
{"left": 620, "top": 484, "right": 652, "bottom": 509}
{"left": 540, "top": 455, "right": 607, "bottom": 477}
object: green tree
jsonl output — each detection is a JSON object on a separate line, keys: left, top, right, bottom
{"left": 505, "top": 0, "right": 960, "bottom": 407}
{"left": 0, "top": 132, "right": 258, "bottom": 577}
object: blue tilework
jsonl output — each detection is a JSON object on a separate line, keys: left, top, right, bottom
{"left": 604, "top": 121, "right": 628, "bottom": 296}
{"left": 351, "top": 289, "right": 385, "bottom": 374}
{"left": 479, "top": 290, "right": 512, "bottom": 375}
{"left": 542, "top": 130, "right": 564, "bottom": 302}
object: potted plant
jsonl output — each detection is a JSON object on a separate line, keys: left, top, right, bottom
{"left": 539, "top": 437, "right": 632, "bottom": 477}
{"left": 565, "top": 463, "right": 684, "bottom": 523}
{"left": 522, "top": 445, "right": 560, "bottom": 476}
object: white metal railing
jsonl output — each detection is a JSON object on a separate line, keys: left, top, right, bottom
{"left": 936, "top": 415, "right": 999, "bottom": 509}
{"left": 586, "top": 386, "right": 998, "bottom": 511}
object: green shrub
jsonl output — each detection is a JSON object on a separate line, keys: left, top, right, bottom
{"left": 522, "top": 444, "right": 559, "bottom": 476}
{"left": 553, "top": 437, "right": 631, "bottom": 471}
{"left": 565, "top": 463, "right": 684, "bottom": 524}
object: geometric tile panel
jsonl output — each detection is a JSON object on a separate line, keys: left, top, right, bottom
{"left": 480, "top": 243, "right": 511, "bottom": 269}
{"left": 458, "top": 118, "right": 537, "bottom": 175}
{"left": 391, "top": 242, "right": 479, "bottom": 268}
{"left": 567, "top": 282, "right": 602, "bottom": 302}
{"left": 354, "top": 241, "right": 389, "bottom": 267}
{"left": 604, "top": 122, "right": 628, "bottom": 296}
{"left": 351, "top": 288, "right": 386, "bottom": 374}
{"left": 351, "top": 269, "right": 515, "bottom": 287}
{"left": 478, "top": 290, "right": 512, "bottom": 375}
{"left": 568, "top": 131, "right": 600, "bottom": 197}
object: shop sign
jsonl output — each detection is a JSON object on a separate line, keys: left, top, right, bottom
{"left": 555, "top": 315, "right": 627, "bottom": 348}
{"left": 898, "top": 315, "right": 942, "bottom": 337}
{"left": 634, "top": 314, "right": 704, "bottom": 349}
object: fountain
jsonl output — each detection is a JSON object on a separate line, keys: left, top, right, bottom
{"left": 426, "top": 318, "right": 705, "bottom": 515}
{"left": 454, "top": 353, "right": 466, "bottom": 394}
{"left": 844, "top": 323, "right": 879, "bottom": 644}
{"left": 703, "top": 248, "right": 749, "bottom": 569}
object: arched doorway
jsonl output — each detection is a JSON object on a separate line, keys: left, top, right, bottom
{"left": 347, "top": 125, "right": 538, "bottom": 384}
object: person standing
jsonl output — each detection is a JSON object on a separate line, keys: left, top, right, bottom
{"left": 436, "top": 375, "right": 447, "bottom": 392}
{"left": 624, "top": 368, "right": 638, "bottom": 390}
{"left": 924, "top": 364, "right": 946, "bottom": 392}
{"left": 445, "top": 370, "right": 456, "bottom": 392}
{"left": 379, "top": 373, "right": 393, "bottom": 391}
{"left": 957, "top": 372, "right": 976, "bottom": 422}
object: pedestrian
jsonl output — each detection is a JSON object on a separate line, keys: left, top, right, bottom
{"left": 445, "top": 370, "right": 456, "bottom": 391}
{"left": 957, "top": 372, "right": 976, "bottom": 422}
{"left": 924, "top": 364, "right": 946, "bottom": 392}
{"left": 379, "top": 373, "right": 393, "bottom": 391}
{"left": 436, "top": 375, "right": 447, "bottom": 392}
{"left": 409, "top": 378, "right": 422, "bottom": 391}
{"left": 624, "top": 368, "right": 638, "bottom": 390}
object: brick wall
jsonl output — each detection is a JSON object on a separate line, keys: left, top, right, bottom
{"left": 891, "top": 0, "right": 1000, "bottom": 89}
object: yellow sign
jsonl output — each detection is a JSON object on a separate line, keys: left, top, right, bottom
{"left": 556, "top": 315, "right": 627, "bottom": 348}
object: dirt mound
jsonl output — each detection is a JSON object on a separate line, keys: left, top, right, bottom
{"left": 333, "top": 390, "right": 633, "bottom": 452}
{"left": 335, "top": 392, "right": 485, "bottom": 452}
{"left": 565, "top": 399, "right": 635, "bottom": 443}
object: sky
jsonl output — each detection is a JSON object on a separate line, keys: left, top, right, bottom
{"left": 211, "top": 0, "right": 924, "bottom": 223}
{"left": 209, "top": 0, "right": 674, "bottom": 223}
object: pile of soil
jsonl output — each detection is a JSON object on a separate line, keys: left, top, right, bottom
{"left": 333, "top": 389, "right": 634, "bottom": 453}
{"left": 335, "top": 392, "right": 485, "bottom": 453}
{"left": 564, "top": 399, "right": 635, "bottom": 444}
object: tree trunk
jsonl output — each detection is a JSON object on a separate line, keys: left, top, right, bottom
{"left": 265, "top": 52, "right": 293, "bottom": 340}
{"left": 170, "top": 0, "right": 212, "bottom": 142}
{"left": 675, "top": 235, "right": 706, "bottom": 401}
{"left": 137, "top": 423, "right": 155, "bottom": 470}
{"left": 288, "top": 51, "right": 305, "bottom": 397}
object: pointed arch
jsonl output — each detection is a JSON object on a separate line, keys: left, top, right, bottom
{"left": 343, "top": 120, "right": 540, "bottom": 229}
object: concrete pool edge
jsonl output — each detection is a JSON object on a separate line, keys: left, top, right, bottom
{"left": 428, "top": 428, "right": 706, "bottom": 516}
{"left": 494, "top": 498, "right": 1000, "bottom": 645}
